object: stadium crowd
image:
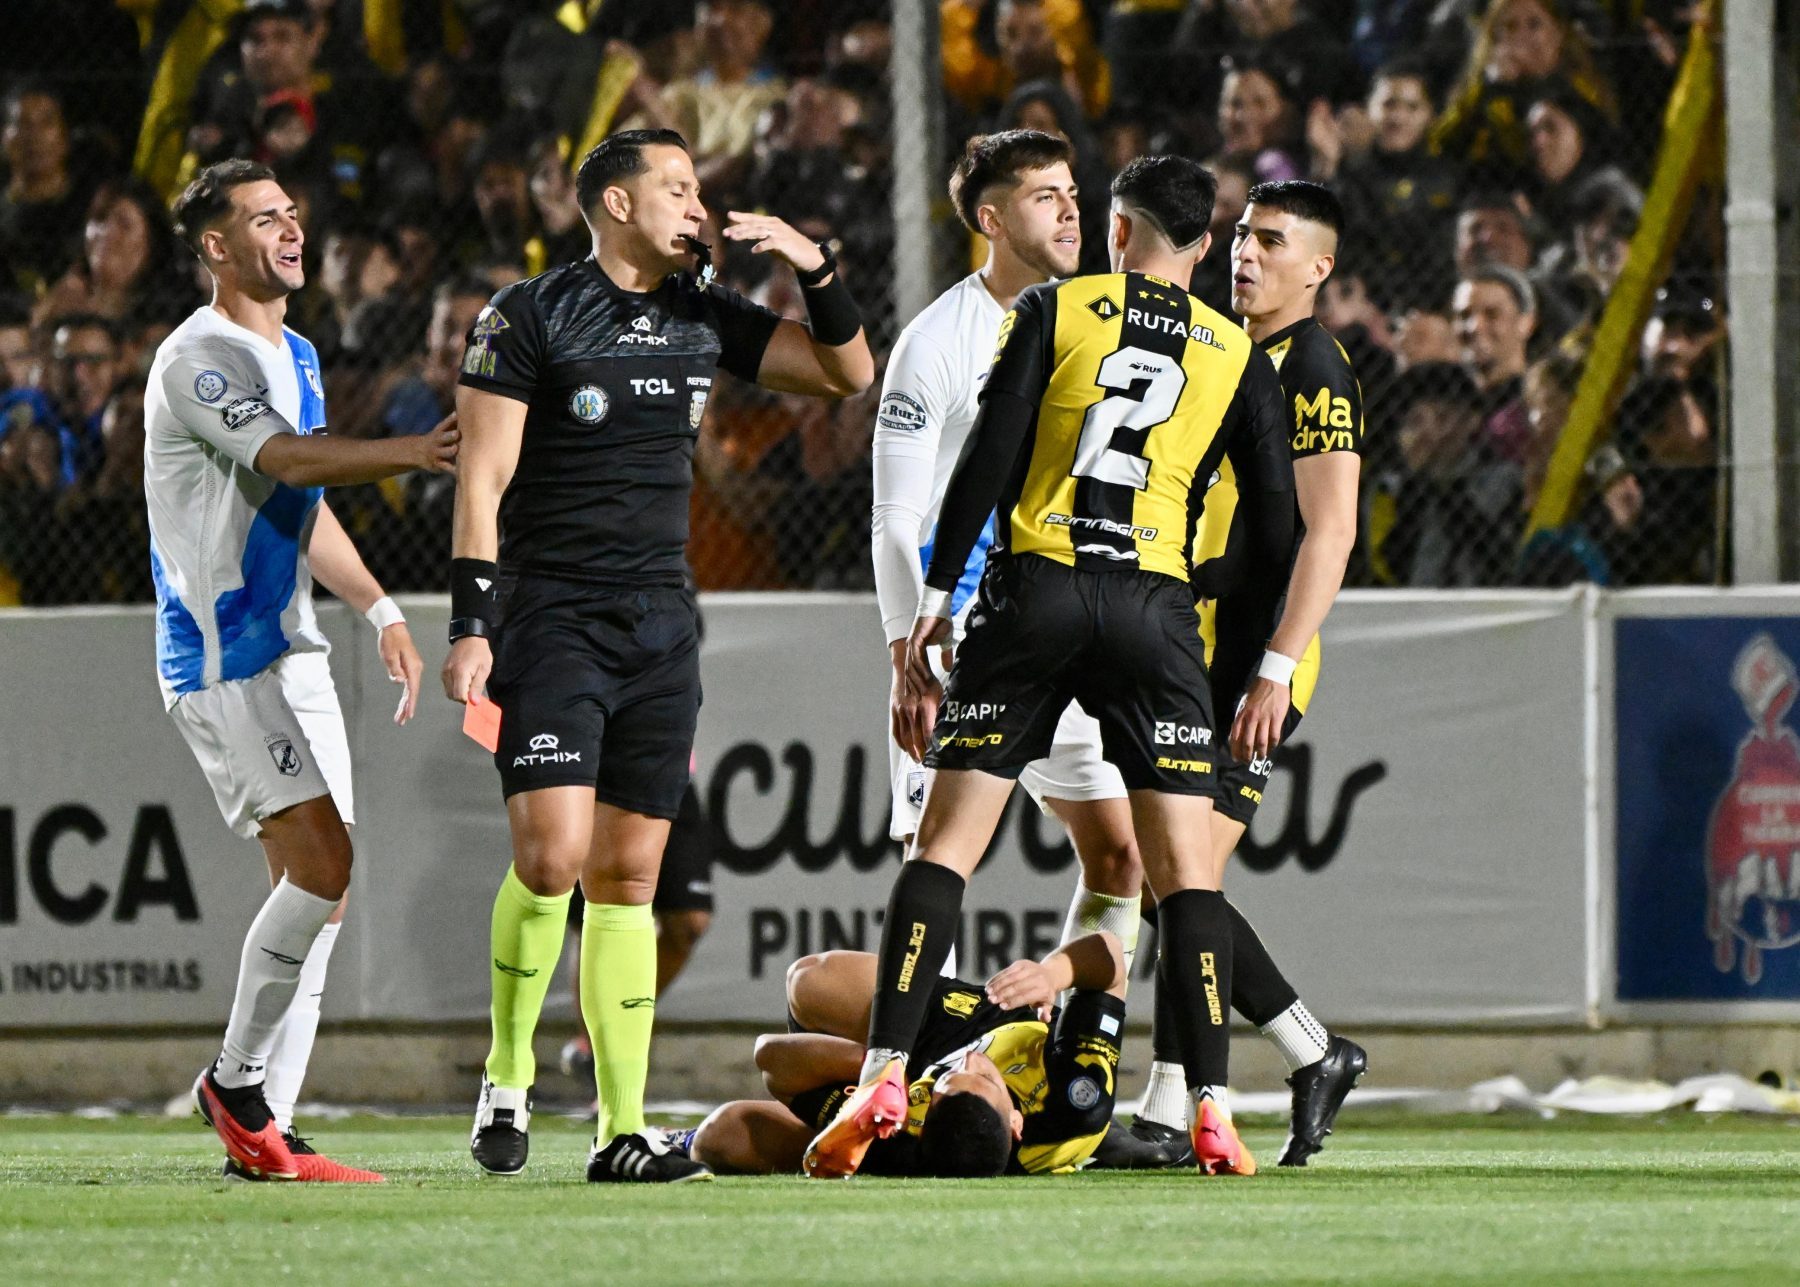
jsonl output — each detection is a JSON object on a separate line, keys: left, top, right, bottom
{"left": 0, "top": 0, "right": 1725, "bottom": 605}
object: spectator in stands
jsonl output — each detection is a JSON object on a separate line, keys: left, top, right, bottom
{"left": 376, "top": 274, "right": 490, "bottom": 443}
{"left": 55, "top": 381, "right": 150, "bottom": 603}
{"left": 1453, "top": 192, "right": 1535, "bottom": 278}
{"left": 1378, "top": 361, "right": 1524, "bottom": 587}
{"left": 1523, "top": 82, "right": 1621, "bottom": 231}
{"left": 186, "top": 0, "right": 382, "bottom": 207}
{"left": 0, "top": 296, "right": 38, "bottom": 391}
{"left": 942, "top": 0, "right": 1109, "bottom": 122}
{"left": 1454, "top": 265, "right": 1538, "bottom": 467}
{"left": 1392, "top": 298, "right": 1461, "bottom": 372}
{"left": 1189, "top": 155, "right": 1254, "bottom": 315}
{"left": 527, "top": 138, "right": 591, "bottom": 271}
{"left": 1218, "top": 0, "right": 1363, "bottom": 109}
{"left": 1519, "top": 347, "right": 1582, "bottom": 510}
{"left": 468, "top": 119, "right": 543, "bottom": 273}
{"left": 1568, "top": 170, "right": 1639, "bottom": 299}
{"left": 1431, "top": 0, "right": 1617, "bottom": 190}
{"left": 625, "top": 0, "right": 786, "bottom": 200}
{"left": 1332, "top": 58, "right": 1458, "bottom": 308}
{"left": 1640, "top": 285, "right": 1722, "bottom": 384}
{"left": 33, "top": 179, "right": 193, "bottom": 335}
{"left": 1317, "top": 259, "right": 1398, "bottom": 409}
{"left": 0, "top": 80, "right": 88, "bottom": 297}
{"left": 46, "top": 314, "right": 122, "bottom": 488}
{"left": 1215, "top": 57, "right": 1306, "bottom": 183}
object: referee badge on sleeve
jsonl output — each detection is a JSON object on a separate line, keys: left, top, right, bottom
{"left": 688, "top": 389, "right": 708, "bottom": 429}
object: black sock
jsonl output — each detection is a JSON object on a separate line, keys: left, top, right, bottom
{"left": 1156, "top": 889, "right": 1234, "bottom": 1092}
{"left": 1150, "top": 952, "right": 1183, "bottom": 1064}
{"left": 866, "top": 862, "right": 966, "bottom": 1054}
{"left": 1228, "top": 900, "right": 1299, "bottom": 1026}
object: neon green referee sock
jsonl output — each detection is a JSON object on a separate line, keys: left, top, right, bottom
{"left": 484, "top": 867, "right": 571, "bottom": 1088}
{"left": 581, "top": 901, "right": 657, "bottom": 1141}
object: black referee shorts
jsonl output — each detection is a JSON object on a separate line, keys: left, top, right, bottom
{"left": 488, "top": 574, "right": 700, "bottom": 820}
{"left": 924, "top": 554, "right": 1220, "bottom": 797}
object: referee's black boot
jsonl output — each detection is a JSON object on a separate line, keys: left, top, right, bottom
{"left": 1278, "top": 1035, "right": 1368, "bottom": 1166}
{"left": 471, "top": 1077, "right": 532, "bottom": 1175}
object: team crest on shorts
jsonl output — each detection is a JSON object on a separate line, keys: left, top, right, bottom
{"left": 570, "top": 384, "right": 609, "bottom": 424}
{"left": 194, "top": 370, "right": 227, "bottom": 403}
{"left": 264, "top": 735, "right": 303, "bottom": 777}
{"left": 907, "top": 769, "right": 926, "bottom": 808}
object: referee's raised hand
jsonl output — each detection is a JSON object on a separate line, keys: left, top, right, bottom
{"left": 722, "top": 212, "right": 828, "bottom": 275}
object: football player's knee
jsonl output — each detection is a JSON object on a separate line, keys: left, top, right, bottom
{"left": 785, "top": 953, "right": 827, "bottom": 1017}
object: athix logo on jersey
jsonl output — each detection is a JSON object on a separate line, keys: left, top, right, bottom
{"left": 194, "top": 370, "right": 227, "bottom": 404}
{"left": 514, "top": 732, "right": 583, "bottom": 768}
{"left": 221, "top": 397, "right": 271, "bottom": 432}
{"left": 1706, "top": 634, "right": 1800, "bottom": 984}
{"left": 878, "top": 390, "right": 928, "bottom": 433}
{"left": 618, "top": 316, "right": 669, "bottom": 346}
{"left": 264, "top": 735, "right": 302, "bottom": 777}
{"left": 1154, "top": 722, "right": 1211, "bottom": 746}
{"left": 569, "top": 385, "right": 609, "bottom": 424}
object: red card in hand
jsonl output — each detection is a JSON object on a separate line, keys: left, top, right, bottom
{"left": 462, "top": 695, "right": 502, "bottom": 753}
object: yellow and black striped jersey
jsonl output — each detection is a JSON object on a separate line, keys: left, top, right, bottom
{"left": 1194, "top": 315, "right": 1364, "bottom": 712}
{"left": 922, "top": 272, "right": 1293, "bottom": 592}
{"left": 898, "top": 991, "right": 1124, "bottom": 1175}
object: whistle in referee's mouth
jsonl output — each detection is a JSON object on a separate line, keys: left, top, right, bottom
{"left": 681, "top": 235, "right": 717, "bottom": 287}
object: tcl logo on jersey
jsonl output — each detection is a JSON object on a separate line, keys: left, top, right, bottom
{"left": 618, "top": 316, "right": 668, "bottom": 346}
{"left": 631, "top": 378, "right": 675, "bottom": 396}
{"left": 1154, "top": 722, "right": 1211, "bottom": 746}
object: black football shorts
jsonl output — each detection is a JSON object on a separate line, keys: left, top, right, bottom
{"left": 488, "top": 573, "right": 700, "bottom": 819}
{"left": 925, "top": 554, "right": 1220, "bottom": 797}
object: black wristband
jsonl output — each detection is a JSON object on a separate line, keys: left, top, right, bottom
{"left": 800, "top": 271, "right": 862, "bottom": 347}
{"left": 449, "top": 557, "right": 499, "bottom": 642}
{"left": 793, "top": 241, "right": 836, "bottom": 286}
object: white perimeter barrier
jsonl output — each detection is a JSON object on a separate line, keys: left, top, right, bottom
{"left": 4, "top": 587, "right": 1798, "bottom": 1029}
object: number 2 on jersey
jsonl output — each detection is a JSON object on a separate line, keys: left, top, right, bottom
{"left": 1069, "top": 346, "right": 1188, "bottom": 490}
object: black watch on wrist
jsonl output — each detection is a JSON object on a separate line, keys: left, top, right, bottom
{"left": 794, "top": 241, "right": 836, "bottom": 287}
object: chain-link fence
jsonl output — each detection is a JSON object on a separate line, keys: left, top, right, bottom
{"left": 0, "top": 1, "right": 1733, "bottom": 605}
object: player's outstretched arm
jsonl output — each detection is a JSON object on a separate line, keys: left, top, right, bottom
{"left": 441, "top": 386, "right": 525, "bottom": 704}
{"left": 254, "top": 413, "right": 458, "bottom": 487}
{"left": 984, "top": 932, "right": 1126, "bottom": 1016}
{"left": 723, "top": 212, "right": 874, "bottom": 397}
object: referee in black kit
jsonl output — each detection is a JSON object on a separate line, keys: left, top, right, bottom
{"left": 442, "top": 129, "right": 872, "bottom": 1183}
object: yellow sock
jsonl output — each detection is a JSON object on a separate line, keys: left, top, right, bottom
{"left": 484, "top": 867, "right": 571, "bottom": 1088}
{"left": 581, "top": 901, "right": 657, "bottom": 1141}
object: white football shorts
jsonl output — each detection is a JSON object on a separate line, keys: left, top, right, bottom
{"left": 168, "top": 649, "right": 354, "bottom": 839}
{"left": 887, "top": 699, "right": 1125, "bottom": 841}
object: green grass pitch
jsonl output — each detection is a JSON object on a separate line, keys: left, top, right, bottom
{"left": 3, "top": 1113, "right": 1798, "bottom": 1285}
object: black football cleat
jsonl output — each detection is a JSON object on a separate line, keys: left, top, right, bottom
{"left": 1089, "top": 1119, "right": 1190, "bottom": 1170}
{"left": 471, "top": 1078, "right": 532, "bottom": 1175}
{"left": 1279, "top": 1035, "right": 1368, "bottom": 1167}
{"left": 587, "top": 1130, "right": 713, "bottom": 1183}
{"left": 1124, "top": 1115, "right": 1197, "bottom": 1169}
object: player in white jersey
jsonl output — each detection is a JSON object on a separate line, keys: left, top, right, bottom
{"left": 871, "top": 131, "right": 1144, "bottom": 994}
{"left": 150, "top": 160, "right": 458, "bottom": 1182}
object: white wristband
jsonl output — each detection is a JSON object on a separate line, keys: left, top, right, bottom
{"left": 917, "top": 587, "right": 953, "bottom": 620}
{"left": 1256, "top": 649, "right": 1298, "bottom": 686}
{"left": 365, "top": 596, "right": 405, "bottom": 631}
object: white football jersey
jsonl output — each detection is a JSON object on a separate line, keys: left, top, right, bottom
{"left": 870, "top": 271, "right": 1007, "bottom": 644}
{"left": 143, "top": 307, "right": 328, "bottom": 709}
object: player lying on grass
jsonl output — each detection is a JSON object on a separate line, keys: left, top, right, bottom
{"left": 679, "top": 933, "right": 1126, "bottom": 1177}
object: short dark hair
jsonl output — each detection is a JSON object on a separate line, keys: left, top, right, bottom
{"left": 1371, "top": 55, "right": 1436, "bottom": 99}
{"left": 917, "top": 1092, "right": 1012, "bottom": 1179}
{"left": 1461, "top": 263, "right": 1538, "bottom": 316}
{"left": 948, "top": 129, "right": 1074, "bottom": 234}
{"left": 1109, "top": 155, "right": 1216, "bottom": 250}
{"left": 435, "top": 274, "right": 496, "bottom": 306}
{"left": 173, "top": 159, "right": 278, "bottom": 256}
{"left": 1245, "top": 179, "right": 1345, "bottom": 242}
{"left": 574, "top": 129, "right": 690, "bottom": 216}
{"left": 52, "top": 312, "right": 121, "bottom": 348}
